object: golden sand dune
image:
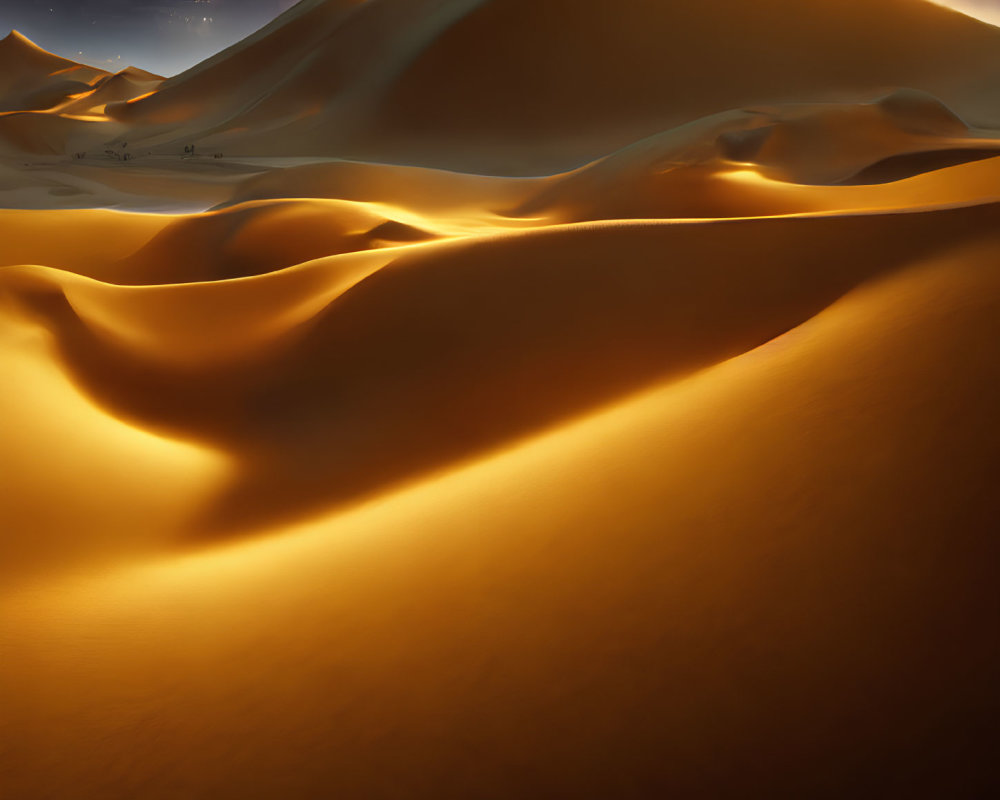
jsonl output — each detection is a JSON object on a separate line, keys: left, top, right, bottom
{"left": 1, "top": 0, "right": 999, "bottom": 797}
{"left": 55, "top": 67, "right": 164, "bottom": 119}
{"left": 0, "top": 32, "right": 160, "bottom": 158}
{"left": 0, "top": 30, "right": 110, "bottom": 113}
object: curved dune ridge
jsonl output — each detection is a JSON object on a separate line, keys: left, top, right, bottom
{"left": 2, "top": 1, "right": 1000, "bottom": 798}
{"left": 0, "top": 30, "right": 110, "bottom": 113}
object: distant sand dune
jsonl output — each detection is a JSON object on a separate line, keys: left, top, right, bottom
{"left": 0, "top": 30, "right": 109, "bottom": 113}
{"left": 0, "top": 31, "right": 158, "bottom": 156}
{"left": 98, "top": 0, "right": 1000, "bottom": 172}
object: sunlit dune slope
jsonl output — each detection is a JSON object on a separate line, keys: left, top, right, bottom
{"left": 0, "top": 30, "right": 109, "bottom": 113}
{"left": 0, "top": 31, "right": 161, "bottom": 156}
{"left": 0, "top": 209, "right": 171, "bottom": 277}
{"left": 3, "top": 150, "right": 1000, "bottom": 553}
{"left": 56, "top": 68, "right": 164, "bottom": 118}
{"left": 3, "top": 224, "right": 998, "bottom": 798}
{"left": 217, "top": 158, "right": 539, "bottom": 214}
{"left": 3, "top": 0, "right": 1000, "bottom": 796}
{"left": 213, "top": 138, "right": 1000, "bottom": 230}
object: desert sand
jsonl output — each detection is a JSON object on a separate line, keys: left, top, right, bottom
{"left": 1, "top": 1, "right": 999, "bottom": 797}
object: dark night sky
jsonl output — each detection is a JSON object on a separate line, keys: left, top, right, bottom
{"left": 1, "top": 0, "right": 299, "bottom": 76}
{"left": 3, "top": 1, "right": 999, "bottom": 79}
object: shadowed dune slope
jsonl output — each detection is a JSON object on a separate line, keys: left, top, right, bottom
{"left": 2, "top": 2, "right": 1000, "bottom": 797}
{"left": 213, "top": 136, "right": 1000, "bottom": 230}
{"left": 2, "top": 228, "right": 999, "bottom": 799}
{"left": 217, "top": 158, "right": 538, "bottom": 213}
{"left": 0, "top": 31, "right": 159, "bottom": 156}
{"left": 2, "top": 196, "right": 998, "bottom": 543}
{"left": 0, "top": 31, "right": 109, "bottom": 113}
{"left": 56, "top": 69, "right": 164, "bottom": 117}
{"left": 4, "top": 68, "right": 1000, "bottom": 551}
{"left": 0, "top": 111, "right": 123, "bottom": 155}
{"left": 107, "top": 0, "right": 1000, "bottom": 171}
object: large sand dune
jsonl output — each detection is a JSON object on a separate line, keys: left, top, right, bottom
{"left": 104, "top": 0, "right": 1000, "bottom": 171}
{"left": 1, "top": 0, "right": 999, "bottom": 797}
{"left": 0, "top": 30, "right": 110, "bottom": 113}
{"left": 0, "top": 31, "right": 160, "bottom": 158}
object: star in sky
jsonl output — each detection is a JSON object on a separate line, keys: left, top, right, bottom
{"left": 2, "top": 0, "right": 300, "bottom": 76}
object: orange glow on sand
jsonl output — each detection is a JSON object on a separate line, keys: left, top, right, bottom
{"left": 2, "top": 2, "right": 1000, "bottom": 796}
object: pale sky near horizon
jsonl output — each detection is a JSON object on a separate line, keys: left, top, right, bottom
{"left": 0, "top": 0, "right": 299, "bottom": 76}
{"left": 928, "top": 0, "right": 1000, "bottom": 25}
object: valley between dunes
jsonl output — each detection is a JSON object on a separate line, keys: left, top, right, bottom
{"left": 2, "top": 1, "right": 999, "bottom": 797}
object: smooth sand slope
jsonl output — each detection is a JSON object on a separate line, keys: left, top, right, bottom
{"left": 0, "top": 30, "right": 110, "bottom": 113}
{"left": 1, "top": 0, "right": 999, "bottom": 797}
{"left": 0, "top": 31, "right": 160, "bottom": 157}
{"left": 105, "top": 0, "right": 1000, "bottom": 171}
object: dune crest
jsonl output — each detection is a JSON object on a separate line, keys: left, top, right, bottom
{"left": 0, "top": 30, "right": 111, "bottom": 112}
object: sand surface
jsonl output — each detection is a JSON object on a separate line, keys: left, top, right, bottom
{"left": 2, "top": 2, "right": 999, "bottom": 797}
